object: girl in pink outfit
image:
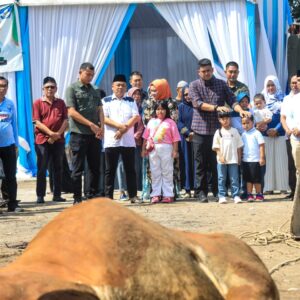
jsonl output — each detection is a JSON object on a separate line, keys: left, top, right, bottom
{"left": 142, "top": 101, "right": 181, "bottom": 203}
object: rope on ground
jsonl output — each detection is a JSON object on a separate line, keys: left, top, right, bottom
{"left": 239, "top": 219, "right": 300, "bottom": 274}
{"left": 269, "top": 257, "right": 300, "bottom": 275}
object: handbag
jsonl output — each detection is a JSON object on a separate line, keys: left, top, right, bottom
{"left": 146, "top": 121, "right": 162, "bottom": 153}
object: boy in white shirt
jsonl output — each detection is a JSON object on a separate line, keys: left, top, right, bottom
{"left": 212, "top": 112, "right": 243, "bottom": 204}
{"left": 241, "top": 115, "right": 266, "bottom": 201}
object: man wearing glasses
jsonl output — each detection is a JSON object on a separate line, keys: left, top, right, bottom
{"left": 0, "top": 76, "right": 22, "bottom": 212}
{"left": 33, "top": 77, "right": 68, "bottom": 204}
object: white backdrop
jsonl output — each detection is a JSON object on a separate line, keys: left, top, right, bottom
{"left": 28, "top": 4, "right": 130, "bottom": 101}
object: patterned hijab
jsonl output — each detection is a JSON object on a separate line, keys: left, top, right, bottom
{"left": 261, "top": 75, "right": 284, "bottom": 113}
{"left": 181, "top": 85, "right": 193, "bottom": 107}
{"left": 149, "top": 79, "right": 172, "bottom": 101}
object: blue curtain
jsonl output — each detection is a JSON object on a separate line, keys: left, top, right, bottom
{"left": 114, "top": 27, "right": 132, "bottom": 86}
{"left": 95, "top": 4, "right": 136, "bottom": 85}
{"left": 15, "top": 7, "right": 36, "bottom": 175}
{"left": 246, "top": 1, "right": 256, "bottom": 75}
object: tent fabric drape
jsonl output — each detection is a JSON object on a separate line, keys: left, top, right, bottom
{"left": 16, "top": 6, "right": 36, "bottom": 175}
{"left": 154, "top": 2, "right": 214, "bottom": 67}
{"left": 28, "top": 4, "right": 131, "bottom": 101}
{"left": 155, "top": 0, "right": 256, "bottom": 97}
{"left": 258, "top": 0, "right": 292, "bottom": 90}
{"left": 200, "top": 0, "right": 256, "bottom": 97}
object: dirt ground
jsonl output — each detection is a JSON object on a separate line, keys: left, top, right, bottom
{"left": 1, "top": 180, "right": 300, "bottom": 299}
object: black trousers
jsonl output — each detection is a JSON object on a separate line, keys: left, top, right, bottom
{"left": 0, "top": 144, "right": 17, "bottom": 209}
{"left": 35, "top": 142, "right": 65, "bottom": 197}
{"left": 286, "top": 139, "right": 296, "bottom": 194}
{"left": 192, "top": 134, "right": 218, "bottom": 196}
{"left": 69, "top": 133, "right": 100, "bottom": 199}
{"left": 105, "top": 147, "right": 137, "bottom": 199}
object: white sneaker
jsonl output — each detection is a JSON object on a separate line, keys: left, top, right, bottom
{"left": 234, "top": 196, "right": 242, "bottom": 204}
{"left": 218, "top": 197, "right": 227, "bottom": 204}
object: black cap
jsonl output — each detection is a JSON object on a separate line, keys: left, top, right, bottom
{"left": 297, "top": 70, "right": 300, "bottom": 77}
{"left": 113, "top": 74, "right": 126, "bottom": 83}
{"left": 217, "top": 111, "right": 231, "bottom": 118}
{"left": 43, "top": 76, "right": 56, "bottom": 85}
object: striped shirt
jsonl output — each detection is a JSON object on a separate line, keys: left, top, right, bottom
{"left": 190, "top": 76, "right": 237, "bottom": 135}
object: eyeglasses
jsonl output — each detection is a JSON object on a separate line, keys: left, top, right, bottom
{"left": 44, "top": 85, "right": 56, "bottom": 89}
{"left": 184, "top": 93, "right": 189, "bottom": 96}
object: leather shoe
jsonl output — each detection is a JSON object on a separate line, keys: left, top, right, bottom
{"left": 52, "top": 196, "right": 66, "bottom": 202}
{"left": 197, "top": 192, "right": 208, "bottom": 203}
{"left": 36, "top": 196, "right": 45, "bottom": 204}
{"left": 73, "top": 198, "right": 82, "bottom": 205}
{"left": 284, "top": 193, "right": 294, "bottom": 199}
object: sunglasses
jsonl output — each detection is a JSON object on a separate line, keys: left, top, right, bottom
{"left": 184, "top": 93, "right": 189, "bottom": 96}
{"left": 0, "top": 84, "right": 8, "bottom": 88}
{"left": 44, "top": 85, "right": 56, "bottom": 89}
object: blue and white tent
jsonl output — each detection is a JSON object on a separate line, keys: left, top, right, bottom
{"left": 0, "top": 0, "right": 292, "bottom": 176}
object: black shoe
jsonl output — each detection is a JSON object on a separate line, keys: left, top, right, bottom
{"left": 284, "top": 193, "right": 294, "bottom": 200}
{"left": 197, "top": 192, "right": 208, "bottom": 203}
{"left": 52, "top": 196, "right": 66, "bottom": 202}
{"left": 37, "top": 196, "right": 45, "bottom": 204}
{"left": 73, "top": 198, "right": 82, "bottom": 205}
{"left": 7, "top": 205, "right": 24, "bottom": 212}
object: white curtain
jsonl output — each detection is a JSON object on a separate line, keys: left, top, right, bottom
{"left": 154, "top": 2, "right": 214, "bottom": 69}
{"left": 156, "top": 1, "right": 255, "bottom": 96}
{"left": 28, "top": 4, "right": 130, "bottom": 101}
{"left": 257, "top": 0, "right": 288, "bottom": 91}
{"left": 130, "top": 27, "right": 198, "bottom": 94}
{"left": 200, "top": 0, "right": 256, "bottom": 98}
{"left": 256, "top": 0, "right": 277, "bottom": 92}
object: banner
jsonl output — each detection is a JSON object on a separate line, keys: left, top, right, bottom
{"left": 0, "top": 4, "right": 23, "bottom": 72}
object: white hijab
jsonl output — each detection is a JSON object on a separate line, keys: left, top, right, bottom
{"left": 261, "top": 75, "right": 284, "bottom": 113}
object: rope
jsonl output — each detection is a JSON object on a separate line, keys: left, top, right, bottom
{"left": 239, "top": 220, "right": 300, "bottom": 274}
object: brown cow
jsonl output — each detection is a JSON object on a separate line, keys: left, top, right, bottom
{"left": 0, "top": 199, "right": 279, "bottom": 299}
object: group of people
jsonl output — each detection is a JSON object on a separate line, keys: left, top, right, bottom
{"left": 0, "top": 58, "right": 300, "bottom": 212}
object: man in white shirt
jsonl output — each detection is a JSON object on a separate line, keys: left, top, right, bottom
{"left": 103, "top": 74, "right": 140, "bottom": 202}
{"left": 281, "top": 74, "right": 299, "bottom": 199}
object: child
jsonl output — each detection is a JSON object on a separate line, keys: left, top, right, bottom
{"left": 253, "top": 93, "right": 272, "bottom": 132}
{"left": 241, "top": 115, "right": 266, "bottom": 201}
{"left": 231, "top": 92, "right": 252, "bottom": 135}
{"left": 142, "top": 101, "right": 181, "bottom": 203}
{"left": 212, "top": 112, "right": 244, "bottom": 204}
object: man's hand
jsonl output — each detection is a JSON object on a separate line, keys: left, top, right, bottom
{"left": 119, "top": 124, "right": 128, "bottom": 134}
{"left": 49, "top": 132, "right": 61, "bottom": 141}
{"left": 89, "top": 123, "right": 102, "bottom": 139}
{"left": 292, "top": 128, "right": 300, "bottom": 137}
{"left": 239, "top": 110, "right": 251, "bottom": 118}
{"left": 114, "top": 130, "right": 123, "bottom": 140}
{"left": 216, "top": 106, "right": 230, "bottom": 113}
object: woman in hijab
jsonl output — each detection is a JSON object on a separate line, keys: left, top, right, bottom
{"left": 128, "top": 87, "right": 144, "bottom": 197}
{"left": 141, "top": 79, "right": 179, "bottom": 201}
{"left": 261, "top": 75, "right": 289, "bottom": 194}
{"left": 177, "top": 84, "right": 194, "bottom": 198}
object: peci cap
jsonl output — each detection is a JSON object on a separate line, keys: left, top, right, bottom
{"left": 177, "top": 80, "right": 188, "bottom": 89}
{"left": 113, "top": 74, "right": 127, "bottom": 83}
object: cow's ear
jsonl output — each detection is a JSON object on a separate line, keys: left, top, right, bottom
{"left": 38, "top": 289, "right": 100, "bottom": 300}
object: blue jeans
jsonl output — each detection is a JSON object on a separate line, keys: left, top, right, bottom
{"left": 217, "top": 163, "right": 239, "bottom": 198}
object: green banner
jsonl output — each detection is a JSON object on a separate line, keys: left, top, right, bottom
{"left": 0, "top": 4, "right": 23, "bottom": 72}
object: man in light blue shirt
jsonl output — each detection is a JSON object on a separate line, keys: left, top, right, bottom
{"left": 0, "top": 76, "right": 22, "bottom": 212}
